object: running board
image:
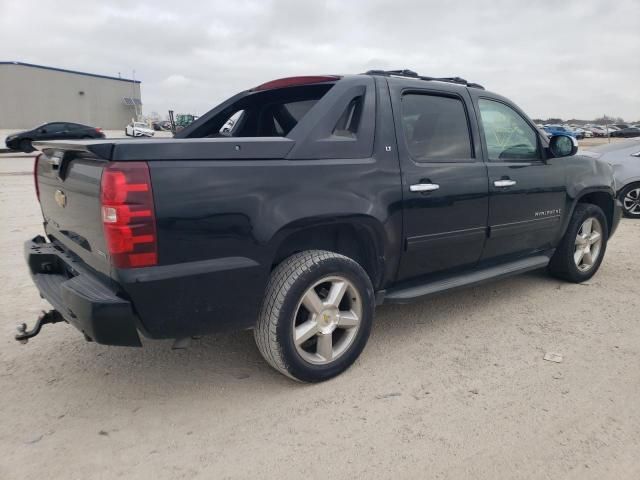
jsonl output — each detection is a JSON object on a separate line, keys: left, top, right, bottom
{"left": 383, "top": 255, "right": 551, "bottom": 304}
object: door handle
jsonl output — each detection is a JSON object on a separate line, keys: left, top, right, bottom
{"left": 410, "top": 183, "right": 440, "bottom": 192}
{"left": 494, "top": 179, "right": 517, "bottom": 188}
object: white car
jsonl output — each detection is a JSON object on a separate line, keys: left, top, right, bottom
{"left": 587, "top": 126, "right": 607, "bottom": 137}
{"left": 574, "top": 127, "right": 593, "bottom": 138}
{"left": 125, "top": 122, "right": 155, "bottom": 137}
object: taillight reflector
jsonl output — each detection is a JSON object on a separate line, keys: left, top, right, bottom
{"left": 253, "top": 75, "right": 341, "bottom": 91}
{"left": 100, "top": 162, "right": 157, "bottom": 268}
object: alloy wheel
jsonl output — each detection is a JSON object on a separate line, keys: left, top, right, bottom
{"left": 574, "top": 217, "right": 603, "bottom": 272}
{"left": 623, "top": 188, "right": 640, "bottom": 216}
{"left": 293, "top": 276, "right": 362, "bottom": 365}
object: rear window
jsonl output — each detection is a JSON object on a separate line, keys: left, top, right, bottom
{"left": 185, "top": 83, "right": 335, "bottom": 138}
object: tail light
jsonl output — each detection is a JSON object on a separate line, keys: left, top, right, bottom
{"left": 95, "top": 127, "right": 103, "bottom": 134}
{"left": 34, "top": 153, "right": 42, "bottom": 201}
{"left": 100, "top": 162, "right": 158, "bottom": 268}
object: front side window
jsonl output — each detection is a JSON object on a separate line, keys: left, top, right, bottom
{"left": 401, "top": 94, "right": 473, "bottom": 162}
{"left": 45, "top": 123, "right": 65, "bottom": 133}
{"left": 478, "top": 99, "right": 539, "bottom": 161}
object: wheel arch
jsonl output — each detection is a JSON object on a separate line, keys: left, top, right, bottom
{"left": 574, "top": 188, "right": 615, "bottom": 233}
{"left": 617, "top": 179, "right": 640, "bottom": 196}
{"left": 269, "top": 218, "right": 387, "bottom": 289}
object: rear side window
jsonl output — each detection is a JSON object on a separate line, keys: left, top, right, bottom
{"left": 332, "top": 96, "right": 363, "bottom": 138}
{"left": 401, "top": 94, "right": 473, "bottom": 162}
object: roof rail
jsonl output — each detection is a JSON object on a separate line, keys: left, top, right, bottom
{"left": 364, "top": 69, "right": 485, "bottom": 90}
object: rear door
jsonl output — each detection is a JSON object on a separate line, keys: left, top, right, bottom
{"left": 390, "top": 83, "right": 489, "bottom": 282}
{"left": 470, "top": 93, "right": 567, "bottom": 261}
{"left": 64, "top": 123, "right": 85, "bottom": 139}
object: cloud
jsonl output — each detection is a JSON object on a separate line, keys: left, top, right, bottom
{"left": 1, "top": 0, "right": 638, "bottom": 120}
{"left": 162, "top": 75, "right": 191, "bottom": 87}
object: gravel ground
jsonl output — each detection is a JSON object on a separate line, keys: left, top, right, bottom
{"left": 0, "top": 154, "right": 639, "bottom": 479}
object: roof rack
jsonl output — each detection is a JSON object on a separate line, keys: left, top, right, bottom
{"left": 365, "top": 69, "right": 485, "bottom": 90}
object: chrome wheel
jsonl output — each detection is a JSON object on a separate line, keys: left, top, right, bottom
{"left": 574, "top": 217, "right": 603, "bottom": 272}
{"left": 293, "top": 276, "right": 362, "bottom": 365}
{"left": 623, "top": 188, "right": 640, "bottom": 215}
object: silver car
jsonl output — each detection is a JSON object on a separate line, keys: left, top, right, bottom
{"left": 584, "top": 139, "right": 640, "bottom": 218}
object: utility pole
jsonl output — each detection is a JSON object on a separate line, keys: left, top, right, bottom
{"left": 131, "top": 69, "right": 138, "bottom": 120}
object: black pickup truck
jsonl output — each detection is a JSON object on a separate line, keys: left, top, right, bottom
{"left": 21, "top": 70, "right": 621, "bottom": 382}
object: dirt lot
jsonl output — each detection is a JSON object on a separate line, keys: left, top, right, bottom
{"left": 1, "top": 154, "right": 639, "bottom": 479}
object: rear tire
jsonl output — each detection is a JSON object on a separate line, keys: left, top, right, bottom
{"left": 548, "top": 203, "right": 608, "bottom": 283}
{"left": 254, "top": 250, "right": 374, "bottom": 382}
{"left": 619, "top": 183, "right": 640, "bottom": 218}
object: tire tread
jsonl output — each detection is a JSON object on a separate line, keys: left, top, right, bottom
{"left": 254, "top": 250, "right": 360, "bottom": 381}
{"left": 548, "top": 203, "right": 608, "bottom": 282}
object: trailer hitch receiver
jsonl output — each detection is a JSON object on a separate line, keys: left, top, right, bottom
{"left": 15, "top": 310, "right": 65, "bottom": 344}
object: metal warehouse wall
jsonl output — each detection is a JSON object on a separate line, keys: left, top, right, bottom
{"left": 0, "top": 64, "right": 141, "bottom": 129}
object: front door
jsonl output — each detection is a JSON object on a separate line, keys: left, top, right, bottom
{"left": 39, "top": 122, "right": 67, "bottom": 140}
{"left": 392, "top": 88, "right": 489, "bottom": 282}
{"left": 471, "top": 95, "right": 567, "bottom": 261}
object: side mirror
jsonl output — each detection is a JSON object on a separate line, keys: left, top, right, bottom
{"left": 39, "top": 128, "right": 47, "bottom": 134}
{"left": 549, "top": 134, "right": 578, "bottom": 158}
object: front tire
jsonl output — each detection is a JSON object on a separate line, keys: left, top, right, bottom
{"left": 619, "top": 183, "right": 640, "bottom": 218}
{"left": 548, "top": 203, "right": 608, "bottom": 282}
{"left": 254, "top": 250, "right": 374, "bottom": 382}
{"left": 19, "top": 138, "right": 33, "bottom": 153}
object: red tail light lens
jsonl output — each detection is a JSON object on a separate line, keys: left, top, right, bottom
{"left": 34, "top": 153, "right": 42, "bottom": 201}
{"left": 100, "top": 162, "right": 157, "bottom": 268}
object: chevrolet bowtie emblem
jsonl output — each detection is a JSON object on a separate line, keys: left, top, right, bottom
{"left": 54, "top": 189, "right": 67, "bottom": 208}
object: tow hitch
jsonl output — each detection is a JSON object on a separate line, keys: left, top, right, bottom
{"left": 15, "top": 310, "right": 65, "bottom": 344}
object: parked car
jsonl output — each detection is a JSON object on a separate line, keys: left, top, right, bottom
{"left": 125, "top": 122, "right": 155, "bottom": 137}
{"left": 5, "top": 122, "right": 105, "bottom": 152}
{"left": 588, "top": 126, "right": 609, "bottom": 137}
{"left": 573, "top": 127, "right": 592, "bottom": 138}
{"left": 152, "top": 121, "right": 171, "bottom": 131}
{"left": 584, "top": 140, "right": 640, "bottom": 217}
{"left": 610, "top": 127, "right": 640, "bottom": 138}
{"left": 543, "top": 124, "right": 577, "bottom": 139}
{"left": 612, "top": 124, "right": 630, "bottom": 130}
{"left": 20, "top": 70, "right": 621, "bottom": 382}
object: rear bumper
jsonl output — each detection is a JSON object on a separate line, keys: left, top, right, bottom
{"left": 24, "top": 236, "right": 141, "bottom": 346}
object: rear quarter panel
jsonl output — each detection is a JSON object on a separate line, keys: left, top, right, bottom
{"left": 116, "top": 76, "right": 403, "bottom": 339}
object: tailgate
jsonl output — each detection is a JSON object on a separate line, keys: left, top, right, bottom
{"left": 35, "top": 142, "right": 111, "bottom": 275}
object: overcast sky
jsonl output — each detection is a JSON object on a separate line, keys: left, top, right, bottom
{"left": 1, "top": 0, "right": 638, "bottom": 120}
